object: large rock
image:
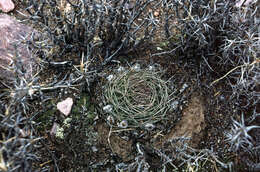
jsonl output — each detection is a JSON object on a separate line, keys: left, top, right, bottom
{"left": 0, "top": 14, "right": 37, "bottom": 82}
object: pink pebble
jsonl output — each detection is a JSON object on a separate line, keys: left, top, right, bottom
{"left": 57, "top": 97, "right": 74, "bottom": 116}
{"left": 50, "top": 122, "right": 58, "bottom": 136}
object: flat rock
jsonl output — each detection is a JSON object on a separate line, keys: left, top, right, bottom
{"left": 0, "top": 14, "right": 37, "bottom": 82}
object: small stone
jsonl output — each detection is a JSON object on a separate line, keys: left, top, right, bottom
{"left": 91, "top": 146, "right": 98, "bottom": 152}
{"left": 57, "top": 97, "right": 73, "bottom": 116}
{"left": 148, "top": 65, "right": 155, "bottom": 71}
{"left": 131, "top": 63, "right": 141, "bottom": 72}
{"left": 154, "top": 10, "right": 160, "bottom": 17}
{"left": 103, "top": 104, "right": 113, "bottom": 113}
{"left": 50, "top": 122, "right": 58, "bottom": 136}
{"left": 106, "top": 74, "right": 114, "bottom": 81}
{"left": 171, "top": 100, "right": 179, "bottom": 110}
{"left": 156, "top": 47, "right": 163, "bottom": 51}
{"left": 144, "top": 123, "right": 155, "bottom": 131}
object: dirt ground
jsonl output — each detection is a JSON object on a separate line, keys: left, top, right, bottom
{"left": 1, "top": 0, "right": 259, "bottom": 171}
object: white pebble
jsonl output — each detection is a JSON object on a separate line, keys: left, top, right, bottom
{"left": 171, "top": 100, "right": 179, "bottom": 110}
{"left": 132, "top": 63, "right": 141, "bottom": 72}
{"left": 103, "top": 105, "right": 113, "bottom": 113}
{"left": 106, "top": 74, "right": 114, "bottom": 81}
{"left": 91, "top": 146, "right": 98, "bottom": 152}
{"left": 148, "top": 65, "right": 155, "bottom": 71}
{"left": 179, "top": 83, "right": 188, "bottom": 93}
{"left": 117, "top": 66, "right": 125, "bottom": 72}
{"left": 144, "top": 123, "right": 155, "bottom": 130}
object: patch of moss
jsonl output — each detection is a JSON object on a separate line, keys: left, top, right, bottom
{"left": 35, "top": 107, "right": 55, "bottom": 131}
{"left": 36, "top": 92, "right": 96, "bottom": 140}
{"left": 159, "top": 41, "right": 170, "bottom": 48}
{"left": 71, "top": 93, "right": 95, "bottom": 121}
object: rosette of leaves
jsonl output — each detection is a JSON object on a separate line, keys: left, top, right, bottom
{"left": 104, "top": 69, "right": 171, "bottom": 127}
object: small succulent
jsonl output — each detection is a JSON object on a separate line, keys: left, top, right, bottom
{"left": 103, "top": 68, "right": 172, "bottom": 128}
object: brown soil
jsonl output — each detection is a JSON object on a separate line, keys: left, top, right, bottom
{"left": 96, "top": 123, "right": 134, "bottom": 161}
{"left": 95, "top": 93, "right": 206, "bottom": 163}
{"left": 154, "top": 94, "right": 206, "bottom": 149}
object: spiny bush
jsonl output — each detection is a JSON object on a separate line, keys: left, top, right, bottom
{"left": 0, "top": 111, "right": 40, "bottom": 171}
{"left": 164, "top": 0, "right": 259, "bottom": 108}
{"left": 225, "top": 113, "right": 260, "bottom": 152}
{"left": 0, "top": 39, "right": 41, "bottom": 171}
{"left": 24, "top": 0, "right": 160, "bottom": 66}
